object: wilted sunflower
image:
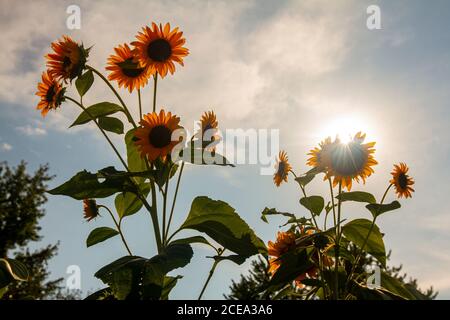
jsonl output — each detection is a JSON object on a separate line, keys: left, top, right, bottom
{"left": 134, "top": 110, "right": 182, "bottom": 162}
{"left": 106, "top": 43, "right": 151, "bottom": 92}
{"left": 390, "top": 163, "right": 415, "bottom": 198}
{"left": 327, "top": 132, "right": 377, "bottom": 191}
{"left": 46, "top": 36, "right": 89, "bottom": 82}
{"left": 83, "top": 199, "right": 99, "bottom": 222}
{"left": 35, "top": 71, "right": 65, "bottom": 117}
{"left": 307, "top": 137, "right": 336, "bottom": 171}
{"left": 273, "top": 151, "right": 292, "bottom": 187}
{"left": 132, "top": 22, "right": 189, "bottom": 77}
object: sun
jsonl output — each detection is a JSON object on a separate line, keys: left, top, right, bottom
{"left": 318, "top": 116, "right": 375, "bottom": 144}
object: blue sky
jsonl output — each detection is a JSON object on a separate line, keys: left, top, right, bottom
{"left": 1, "top": 0, "right": 450, "bottom": 299}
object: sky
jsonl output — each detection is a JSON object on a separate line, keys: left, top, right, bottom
{"left": 1, "top": 0, "right": 450, "bottom": 299}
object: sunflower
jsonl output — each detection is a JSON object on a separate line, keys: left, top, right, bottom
{"left": 268, "top": 231, "right": 296, "bottom": 274}
{"left": 134, "top": 110, "right": 182, "bottom": 162}
{"left": 83, "top": 199, "right": 99, "bottom": 222}
{"left": 132, "top": 22, "right": 189, "bottom": 77}
{"left": 326, "top": 132, "right": 377, "bottom": 191}
{"left": 390, "top": 163, "right": 415, "bottom": 198}
{"left": 199, "top": 111, "right": 220, "bottom": 149}
{"left": 35, "top": 71, "right": 65, "bottom": 117}
{"left": 106, "top": 43, "right": 151, "bottom": 92}
{"left": 46, "top": 36, "right": 89, "bottom": 82}
{"left": 268, "top": 230, "right": 319, "bottom": 288}
{"left": 273, "top": 151, "right": 292, "bottom": 187}
{"left": 307, "top": 136, "right": 336, "bottom": 171}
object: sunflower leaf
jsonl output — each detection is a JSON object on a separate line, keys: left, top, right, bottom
{"left": 366, "top": 201, "right": 401, "bottom": 218}
{"left": 86, "top": 227, "right": 119, "bottom": 247}
{"left": 75, "top": 70, "right": 94, "bottom": 97}
{"left": 337, "top": 191, "right": 376, "bottom": 204}
{"left": 70, "top": 102, "right": 123, "bottom": 127}
{"left": 98, "top": 116, "right": 124, "bottom": 134}
{"left": 300, "top": 196, "right": 324, "bottom": 216}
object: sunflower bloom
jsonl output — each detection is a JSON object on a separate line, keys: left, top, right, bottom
{"left": 83, "top": 199, "right": 99, "bottom": 222}
{"left": 106, "top": 43, "right": 151, "bottom": 92}
{"left": 200, "top": 111, "right": 219, "bottom": 150}
{"left": 46, "top": 36, "right": 89, "bottom": 82}
{"left": 326, "top": 132, "right": 377, "bottom": 191}
{"left": 35, "top": 71, "right": 65, "bottom": 117}
{"left": 390, "top": 163, "right": 415, "bottom": 198}
{"left": 273, "top": 151, "right": 292, "bottom": 187}
{"left": 134, "top": 110, "right": 182, "bottom": 162}
{"left": 132, "top": 22, "right": 189, "bottom": 77}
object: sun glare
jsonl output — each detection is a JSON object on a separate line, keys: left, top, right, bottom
{"left": 318, "top": 116, "right": 375, "bottom": 144}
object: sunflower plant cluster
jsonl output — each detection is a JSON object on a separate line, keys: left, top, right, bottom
{"left": 32, "top": 23, "right": 267, "bottom": 300}
{"left": 262, "top": 134, "right": 421, "bottom": 300}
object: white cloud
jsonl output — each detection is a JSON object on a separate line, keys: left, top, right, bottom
{"left": 16, "top": 125, "right": 47, "bottom": 136}
{"left": 1, "top": 143, "right": 12, "bottom": 151}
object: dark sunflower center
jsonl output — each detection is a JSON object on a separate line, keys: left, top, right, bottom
{"left": 331, "top": 143, "right": 368, "bottom": 176}
{"left": 63, "top": 56, "right": 72, "bottom": 69}
{"left": 45, "top": 85, "right": 56, "bottom": 102}
{"left": 147, "top": 39, "right": 172, "bottom": 62}
{"left": 149, "top": 125, "right": 172, "bottom": 148}
{"left": 277, "top": 161, "right": 287, "bottom": 177}
{"left": 398, "top": 173, "right": 408, "bottom": 189}
{"left": 119, "top": 58, "right": 145, "bottom": 78}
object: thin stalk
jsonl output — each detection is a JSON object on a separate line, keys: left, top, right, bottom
{"left": 152, "top": 73, "right": 158, "bottom": 113}
{"left": 198, "top": 249, "right": 224, "bottom": 300}
{"left": 162, "top": 170, "right": 170, "bottom": 246}
{"left": 165, "top": 162, "right": 185, "bottom": 240}
{"left": 346, "top": 184, "right": 393, "bottom": 285}
{"left": 138, "top": 89, "right": 142, "bottom": 120}
{"left": 328, "top": 178, "right": 337, "bottom": 231}
{"left": 334, "top": 182, "right": 343, "bottom": 300}
{"left": 86, "top": 65, "right": 137, "bottom": 128}
{"left": 99, "top": 205, "right": 132, "bottom": 255}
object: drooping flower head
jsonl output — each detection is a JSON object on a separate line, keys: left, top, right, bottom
{"left": 83, "top": 199, "right": 99, "bottom": 222}
{"left": 267, "top": 231, "right": 296, "bottom": 274}
{"left": 199, "top": 111, "right": 219, "bottom": 150}
{"left": 273, "top": 151, "right": 292, "bottom": 187}
{"left": 46, "top": 36, "right": 89, "bottom": 82}
{"left": 390, "top": 163, "right": 415, "bottom": 198}
{"left": 106, "top": 43, "right": 151, "bottom": 92}
{"left": 326, "top": 132, "right": 377, "bottom": 191}
{"left": 132, "top": 22, "right": 189, "bottom": 77}
{"left": 134, "top": 110, "right": 182, "bottom": 162}
{"left": 35, "top": 71, "right": 65, "bottom": 117}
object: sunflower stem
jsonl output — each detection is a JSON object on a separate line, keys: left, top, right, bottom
{"left": 345, "top": 183, "right": 393, "bottom": 290}
{"left": 86, "top": 65, "right": 137, "bottom": 128}
{"left": 99, "top": 205, "right": 133, "bottom": 256}
{"left": 334, "top": 182, "right": 343, "bottom": 300}
{"left": 152, "top": 73, "right": 158, "bottom": 113}
{"left": 162, "top": 166, "right": 171, "bottom": 246}
{"left": 138, "top": 88, "right": 142, "bottom": 121}
{"left": 165, "top": 161, "right": 185, "bottom": 241}
{"left": 198, "top": 249, "right": 224, "bottom": 300}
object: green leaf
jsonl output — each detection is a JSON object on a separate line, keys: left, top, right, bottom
{"left": 86, "top": 227, "right": 119, "bottom": 247}
{"left": 342, "top": 218, "right": 386, "bottom": 267}
{"left": 300, "top": 196, "right": 324, "bottom": 216}
{"left": 48, "top": 167, "right": 137, "bottom": 200}
{"left": 125, "top": 129, "right": 148, "bottom": 184}
{"left": 153, "top": 158, "right": 178, "bottom": 188}
{"left": 337, "top": 191, "right": 376, "bottom": 204}
{"left": 260, "top": 207, "right": 295, "bottom": 223}
{"left": 295, "top": 168, "right": 320, "bottom": 187}
{"left": 366, "top": 201, "right": 401, "bottom": 218}
{"left": 161, "top": 276, "right": 182, "bottom": 300}
{"left": 75, "top": 70, "right": 94, "bottom": 97}
{"left": 0, "top": 285, "right": 8, "bottom": 298}
{"left": 115, "top": 183, "right": 150, "bottom": 219}
{"left": 70, "top": 102, "right": 123, "bottom": 127}
{"left": 98, "top": 116, "right": 124, "bottom": 134}
{"left": 212, "top": 255, "right": 247, "bottom": 265}
{"left": 381, "top": 271, "right": 421, "bottom": 300}
{"left": 0, "top": 258, "right": 29, "bottom": 282}
{"left": 170, "top": 236, "right": 217, "bottom": 251}
{"left": 181, "top": 196, "right": 267, "bottom": 257}
{"left": 180, "top": 143, "right": 235, "bottom": 167}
